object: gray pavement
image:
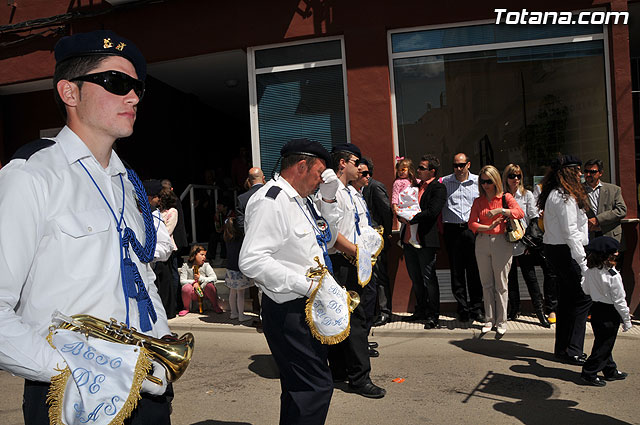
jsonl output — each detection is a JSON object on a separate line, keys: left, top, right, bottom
{"left": 0, "top": 314, "right": 638, "bottom": 425}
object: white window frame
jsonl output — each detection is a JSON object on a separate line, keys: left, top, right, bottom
{"left": 247, "top": 36, "right": 351, "bottom": 168}
{"left": 387, "top": 14, "right": 616, "bottom": 182}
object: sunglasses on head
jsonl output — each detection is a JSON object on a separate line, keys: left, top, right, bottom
{"left": 71, "top": 70, "right": 145, "bottom": 100}
{"left": 508, "top": 174, "right": 522, "bottom": 179}
{"left": 361, "top": 171, "right": 371, "bottom": 177}
{"left": 479, "top": 178, "right": 494, "bottom": 185}
{"left": 453, "top": 162, "right": 468, "bottom": 169}
{"left": 583, "top": 169, "right": 599, "bottom": 175}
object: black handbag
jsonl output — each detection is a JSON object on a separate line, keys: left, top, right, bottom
{"left": 521, "top": 216, "right": 544, "bottom": 250}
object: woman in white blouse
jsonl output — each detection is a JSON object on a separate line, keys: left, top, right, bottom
{"left": 502, "top": 164, "right": 549, "bottom": 328}
{"left": 537, "top": 155, "right": 591, "bottom": 366}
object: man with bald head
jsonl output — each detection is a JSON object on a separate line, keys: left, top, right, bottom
{"left": 237, "top": 167, "right": 266, "bottom": 233}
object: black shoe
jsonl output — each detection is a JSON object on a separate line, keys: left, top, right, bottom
{"left": 535, "top": 310, "right": 551, "bottom": 328}
{"left": 424, "top": 319, "right": 439, "bottom": 329}
{"left": 579, "top": 352, "right": 588, "bottom": 360}
{"left": 404, "top": 313, "right": 426, "bottom": 322}
{"left": 457, "top": 312, "right": 470, "bottom": 323}
{"left": 555, "top": 353, "right": 586, "bottom": 366}
{"left": 368, "top": 341, "right": 379, "bottom": 349}
{"left": 604, "top": 370, "right": 628, "bottom": 381}
{"left": 471, "top": 312, "right": 486, "bottom": 323}
{"left": 581, "top": 374, "right": 606, "bottom": 387}
{"left": 507, "top": 311, "right": 520, "bottom": 321}
{"left": 373, "top": 314, "right": 389, "bottom": 327}
{"left": 368, "top": 348, "right": 380, "bottom": 358}
{"left": 349, "top": 382, "right": 386, "bottom": 399}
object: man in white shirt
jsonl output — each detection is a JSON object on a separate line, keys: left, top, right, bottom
{"left": 0, "top": 30, "right": 173, "bottom": 423}
{"left": 321, "top": 144, "right": 386, "bottom": 399}
{"left": 239, "top": 138, "right": 341, "bottom": 425}
{"left": 440, "top": 152, "right": 484, "bottom": 323}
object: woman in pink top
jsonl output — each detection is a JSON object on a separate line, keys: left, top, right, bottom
{"left": 468, "top": 165, "right": 524, "bottom": 336}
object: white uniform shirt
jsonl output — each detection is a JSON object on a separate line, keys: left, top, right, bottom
{"left": 349, "top": 185, "right": 375, "bottom": 244}
{"left": 0, "top": 126, "right": 171, "bottom": 382}
{"left": 152, "top": 209, "right": 174, "bottom": 264}
{"left": 582, "top": 267, "right": 631, "bottom": 329}
{"left": 321, "top": 180, "right": 357, "bottom": 254}
{"left": 441, "top": 172, "right": 479, "bottom": 224}
{"left": 542, "top": 189, "right": 588, "bottom": 270}
{"left": 239, "top": 178, "right": 339, "bottom": 304}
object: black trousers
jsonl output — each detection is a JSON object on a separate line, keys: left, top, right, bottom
{"left": 507, "top": 252, "right": 544, "bottom": 313}
{"left": 582, "top": 302, "right": 621, "bottom": 378}
{"left": 544, "top": 244, "right": 592, "bottom": 357}
{"left": 23, "top": 379, "right": 171, "bottom": 425}
{"left": 261, "top": 295, "right": 333, "bottom": 425}
{"left": 540, "top": 251, "right": 559, "bottom": 314}
{"left": 328, "top": 254, "right": 372, "bottom": 387}
{"left": 153, "top": 259, "right": 177, "bottom": 319}
{"left": 443, "top": 224, "right": 483, "bottom": 315}
{"left": 373, "top": 245, "right": 392, "bottom": 317}
{"left": 404, "top": 244, "right": 440, "bottom": 320}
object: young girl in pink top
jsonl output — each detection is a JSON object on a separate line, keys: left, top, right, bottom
{"left": 468, "top": 165, "right": 524, "bottom": 336}
{"left": 392, "top": 158, "right": 421, "bottom": 248}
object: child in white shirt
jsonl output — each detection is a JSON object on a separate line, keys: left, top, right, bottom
{"left": 580, "top": 236, "right": 632, "bottom": 387}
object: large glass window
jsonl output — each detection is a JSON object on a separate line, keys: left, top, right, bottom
{"left": 249, "top": 39, "right": 349, "bottom": 176}
{"left": 390, "top": 22, "right": 611, "bottom": 185}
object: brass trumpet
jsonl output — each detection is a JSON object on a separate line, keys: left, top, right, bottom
{"left": 51, "top": 311, "right": 194, "bottom": 383}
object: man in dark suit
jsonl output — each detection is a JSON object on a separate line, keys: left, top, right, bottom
{"left": 361, "top": 157, "right": 394, "bottom": 326}
{"left": 583, "top": 159, "right": 627, "bottom": 243}
{"left": 236, "top": 167, "right": 266, "bottom": 316}
{"left": 237, "top": 167, "right": 266, "bottom": 233}
{"left": 400, "top": 154, "right": 447, "bottom": 329}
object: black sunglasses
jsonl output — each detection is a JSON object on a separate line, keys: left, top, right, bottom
{"left": 583, "top": 169, "right": 599, "bottom": 174}
{"left": 71, "top": 70, "right": 145, "bottom": 100}
{"left": 508, "top": 174, "right": 522, "bottom": 179}
{"left": 479, "top": 178, "right": 494, "bottom": 185}
{"left": 453, "top": 162, "right": 468, "bottom": 169}
{"left": 417, "top": 165, "right": 430, "bottom": 171}
{"left": 361, "top": 171, "right": 371, "bottom": 177}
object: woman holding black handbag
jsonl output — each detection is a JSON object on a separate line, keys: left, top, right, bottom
{"left": 502, "top": 164, "right": 550, "bottom": 328}
{"left": 469, "top": 165, "right": 524, "bottom": 336}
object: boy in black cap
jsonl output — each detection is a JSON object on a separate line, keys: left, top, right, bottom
{"left": 0, "top": 30, "right": 173, "bottom": 424}
{"left": 580, "top": 236, "right": 632, "bottom": 386}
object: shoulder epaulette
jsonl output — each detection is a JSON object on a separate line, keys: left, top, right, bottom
{"left": 10, "top": 139, "right": 55, "bottom": 161}
{"left": 266, "top": 186, "right": 282, "bottom": 200}
{"left": 608, "top": 268, "right": 618, "bottom": 276}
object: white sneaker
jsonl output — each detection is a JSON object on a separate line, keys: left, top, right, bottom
{"left": 496, "top": 323, "right": 507, "bottom": 335}
{"left": 481, "top": 322, "right": 493, "bottom": 333}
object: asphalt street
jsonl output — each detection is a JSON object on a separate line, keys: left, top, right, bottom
{"left": 0, "top": 325, "right": 638, "bottom": 425}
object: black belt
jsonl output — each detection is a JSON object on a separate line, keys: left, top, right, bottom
{"left": 444, "top": 222, "right": 468, "bottom": 228}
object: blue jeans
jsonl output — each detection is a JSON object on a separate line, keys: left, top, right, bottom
{"left": 404, "top": 245, "right": 439, "bottom": 320}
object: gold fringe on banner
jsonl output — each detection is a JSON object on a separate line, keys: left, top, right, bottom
{"left": 46, "top": 346, "right": 154, "bottom": 425}
{"left": 305, "top": 269, "right": 352, "bottom": 345}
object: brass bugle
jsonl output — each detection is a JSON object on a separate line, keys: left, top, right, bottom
{"left": 51, "top": 311, "right": 194, "bottom": 384}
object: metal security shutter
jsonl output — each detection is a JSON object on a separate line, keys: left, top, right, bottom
{"left": 256, "top": 65, "right": 348, "bottom": 176}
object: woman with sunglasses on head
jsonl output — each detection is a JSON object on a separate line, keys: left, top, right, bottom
{"left": 502, "top": 164, "right": 550, "bottom": 328}
{"left": 469, "top": 165, "right": 524, "bottom": 336}
{"left": 537, "top": 155, "right": 591, "bottom": 366}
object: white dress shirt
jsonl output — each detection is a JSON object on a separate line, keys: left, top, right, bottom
{"left": 542, "top": 189, "right": 588, "bottom": 271}
{"left": 0, "top": 126, "right": 170, "bottom": 382}
{"left": 582, "top": 267, "right": 631, "bottom": 329}
{"left": 441, "top": 172, "right": 479, "bottom": 223}
{"left": 152, "top": 209, "right": 174, "bottom": 264}
{"left": 584, "top": 181, "right": 602, "bottom": 214}
{"left": 320, "top": 180, "right": 357, "bottom": 254}
{"left": 513, "top": 189, "right": 538, "bottom": 227}
{"left": 239, "top": 177, "right": 339, "bottom": 304}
